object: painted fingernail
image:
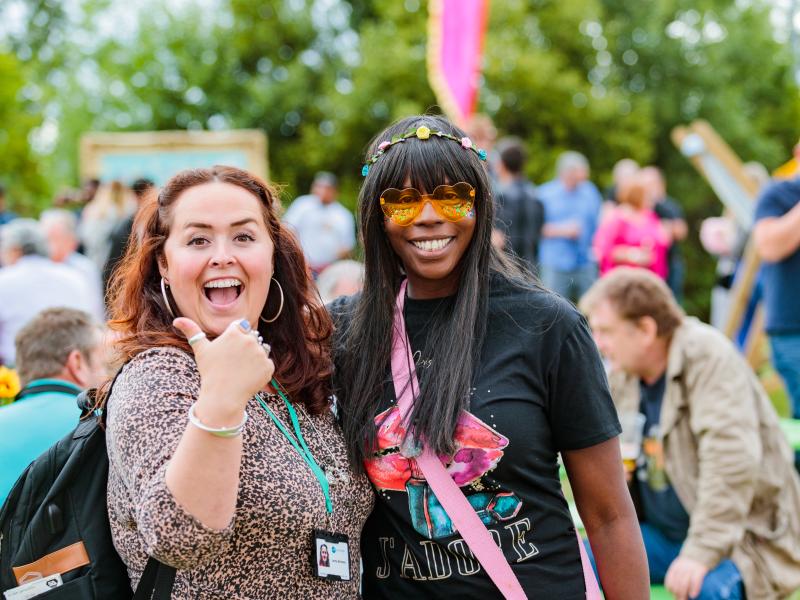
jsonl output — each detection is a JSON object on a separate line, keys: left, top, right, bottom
{"left": 239, "top": 319, "right": 251, "bottom": 331}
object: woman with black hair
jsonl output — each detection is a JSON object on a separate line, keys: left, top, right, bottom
{"left": 331, "top": 115, "right": 648, "bottom": 598}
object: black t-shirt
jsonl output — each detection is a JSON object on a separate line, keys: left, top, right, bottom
{"left": 332, "top": 276, "right": 620, "bottom": 598}
{"left": 653, "top": 196, "right": 684, "bottom": 262}
{"left": 494, "top": 178, "right": 544, "bottom": 269}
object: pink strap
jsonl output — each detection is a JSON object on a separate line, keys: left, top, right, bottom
{"left": 391, "top": 280, "right": 601, "bottom": 599}
{"left": 578, "top": 532, "right": 602, "bottom": 598}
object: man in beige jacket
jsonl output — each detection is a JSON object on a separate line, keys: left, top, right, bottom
{"left": 580, "top": 268, "right": 800, "bottom": 600}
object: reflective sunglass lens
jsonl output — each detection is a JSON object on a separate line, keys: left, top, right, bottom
{"left": 379, "top": 183, "right": 475, "bottom": 225}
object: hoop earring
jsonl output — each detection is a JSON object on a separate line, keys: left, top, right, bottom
{"left": 161, "top": 277, "right": 176, "bottom": 319}
{"left": 260, "top": 277, "right": 284, "bottom": 323}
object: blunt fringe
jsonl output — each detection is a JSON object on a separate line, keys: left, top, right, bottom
{"left": 106, "top": 165, "right": 333, "bottom": 414}
{"left": 336, "top": 114, "right": 527, "bottom": 468}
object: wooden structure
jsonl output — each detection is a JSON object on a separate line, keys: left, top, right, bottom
{"left": 80, "top": 129, "right": 268, "bottom": 185}
{"left": 671, "top": 121, "right": 766, "bottom": 366}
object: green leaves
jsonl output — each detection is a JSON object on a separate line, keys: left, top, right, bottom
{"left": 0, "top": 52, "right": 48, "bottom": 215}
{"left": 3, "top": 0, "right": 798, "bottom": 317}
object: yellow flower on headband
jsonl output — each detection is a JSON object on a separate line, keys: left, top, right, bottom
{"left": 361, "top": 126, "right": 487, "bottom": 176}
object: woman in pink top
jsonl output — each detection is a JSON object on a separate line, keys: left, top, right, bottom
{"left": 594, "top": 173, "right": 671, "bottom": 278}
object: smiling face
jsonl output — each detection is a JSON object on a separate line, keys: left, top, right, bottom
{"left": 383, "top": 179, "right": 476, "bottom": 299}
{"left": 159, "top": 181, "right": 273, "bottom": 336}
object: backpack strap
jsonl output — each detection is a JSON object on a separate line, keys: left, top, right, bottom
{"left": 77, "top": 361, "right": 129, "bottom": 425}
{"left": 133, "top": 557, "right": 176, "bottom": 600}
{"left": 152, "top": 561, "right": 177, "bottom": 600}
{"left": 14, "top": 382, "right": 80, "bottom": 402}
{"left": 391, "top": 280, "right": 526, "bottom": 600}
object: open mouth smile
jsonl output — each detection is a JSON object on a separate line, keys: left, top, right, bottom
{"left": 410, "top": 237, "right": 454, "bottom": 252}
{"left": 203, "top": 277, "right": 244, "bottom": 307}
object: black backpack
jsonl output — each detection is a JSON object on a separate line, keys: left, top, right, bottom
{"left": 0, "top": 374, "right": 176, "bottom": 599}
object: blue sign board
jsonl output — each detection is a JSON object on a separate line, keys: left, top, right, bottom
{"left": 100, "top": 150, "right": 251, "bottom": 185}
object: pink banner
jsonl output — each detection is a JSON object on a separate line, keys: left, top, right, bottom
{"left": 427, "top": 0, "right": 489, "bottom": 127}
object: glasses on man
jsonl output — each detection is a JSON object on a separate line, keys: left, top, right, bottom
{"left": 379, "top": 182, "right": 475, "bottom": 226}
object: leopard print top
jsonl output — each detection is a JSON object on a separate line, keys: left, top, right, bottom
{"left": 106, "top": 347, "right": 374, "bottom": 599}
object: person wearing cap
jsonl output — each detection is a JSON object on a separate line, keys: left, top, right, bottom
{"left": 283, "top": 172, "right": 356, "bottom": 276}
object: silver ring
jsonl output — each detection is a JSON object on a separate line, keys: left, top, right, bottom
{"left": 187, "top": 331, "right": 207, "bottom": 346}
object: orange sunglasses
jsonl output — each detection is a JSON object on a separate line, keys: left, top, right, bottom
{"left": 379, "top": 182, "right": 476, "bottom": 226}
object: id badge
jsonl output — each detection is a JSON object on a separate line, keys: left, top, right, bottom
{"left": 312, "top": 530, "right": 351, "bottom": 581}
{"left": 4, "top": 574, "right": 63, "bottom": 599}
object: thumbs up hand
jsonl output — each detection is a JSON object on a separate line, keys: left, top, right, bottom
{"left": 174, "top": 317, "right": 274, "bottom": 427}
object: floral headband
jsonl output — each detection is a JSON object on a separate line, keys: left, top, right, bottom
{"left": 361, "top": 125, "right": 487, "bottom": 177}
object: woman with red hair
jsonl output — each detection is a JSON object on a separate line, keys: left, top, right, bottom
{"left": 104, "top": 166, "right": 372, "bottom": 598}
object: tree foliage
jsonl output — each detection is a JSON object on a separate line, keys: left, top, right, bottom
{"left": 2, "top": 0, "right": 798, "bottom": 315}
{"left": 0, "top": 51, "right": 48, "bottom": 215}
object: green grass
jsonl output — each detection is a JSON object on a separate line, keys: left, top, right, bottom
{"left": 648, "top": 586, "right": 800, "bottom": 599}
{"left": 562, "top": 464, "right": 800, "bottom": 599}
{"left": 649, "top": 585, "right": 671, "bottom": 599}
{"left": 759, "top": 365, "right": 790, "bottom": 417}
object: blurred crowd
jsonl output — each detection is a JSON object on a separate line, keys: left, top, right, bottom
{"left": 1, "top": 114, "right": 800, "bottom": 598}
{"left": 0, "top": 116, "right": 797, "bottom": 453}
{"left": 0, "top": 129, "right": 792, "bottom": 386}
{"left": 482, "top": 117, "right": 799, "bottom": 423}
{"left": 0, "top": 173, "right": 366, "bottom": 371}
{"left": 486, "top": 133, "right": 689, "bottom": 305}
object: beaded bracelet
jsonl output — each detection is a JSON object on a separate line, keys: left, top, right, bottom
{"left": 187, "top": 403, "right": 248, "bottom": 438}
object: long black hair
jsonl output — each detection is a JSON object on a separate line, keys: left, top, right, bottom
{"left": 336, "top": 114, "right": 523, "bottom": 467}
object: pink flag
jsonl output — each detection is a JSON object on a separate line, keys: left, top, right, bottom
{"left": 427, "top": 0, "right": 490, "bottom": 127}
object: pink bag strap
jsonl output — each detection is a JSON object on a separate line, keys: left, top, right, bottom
{"left": 578, "top": 531, "right": 602, "bottom": 598}
{"left": 391, "top": 280, "right": 602, "bottom": 600}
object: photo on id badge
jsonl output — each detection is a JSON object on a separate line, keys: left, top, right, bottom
{"left": 313, "top": 530, "right": 350, "bottom": 581}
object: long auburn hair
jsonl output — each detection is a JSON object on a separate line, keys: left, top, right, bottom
{"left": 106, "top": 165, "right": 333, "bottom": 414}
{"left": 336, "top": 114, "right": 523, "bottom": 467}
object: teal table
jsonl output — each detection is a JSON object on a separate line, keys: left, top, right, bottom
{"left": 780, "top": 418, "right": 800, "bottom": 451}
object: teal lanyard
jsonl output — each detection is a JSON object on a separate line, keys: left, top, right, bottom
{"left": 257, "top": 378, "right": 333, "bottom": 514}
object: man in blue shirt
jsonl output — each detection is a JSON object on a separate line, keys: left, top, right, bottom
{"left": 537, "top": 151, "right": 601, "bottom": 302}
{"left": 0, "top": 307, "right": 106, "bottom": 502}
{"left": 753, "top": 148, "right": 800, "bottom": 418}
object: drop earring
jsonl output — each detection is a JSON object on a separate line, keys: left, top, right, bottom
{"left": 161, "top": 277, "right": 176, "bottom": 318}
